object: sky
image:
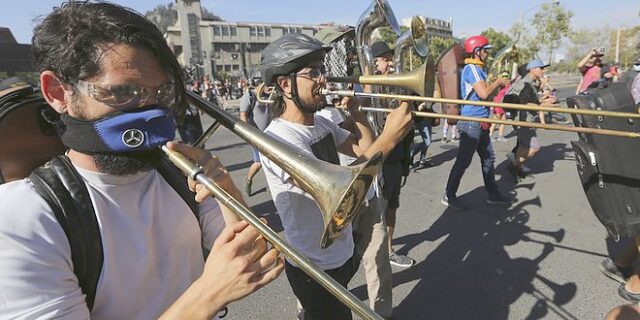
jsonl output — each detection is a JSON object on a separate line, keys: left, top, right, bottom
{"left": 3, "top": 0, "right": 639, "bottom": 45}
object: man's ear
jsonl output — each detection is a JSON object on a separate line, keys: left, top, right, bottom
{"left": 40, "top": 71, "right": 71, "bottom": 114}
{"left": 276, "top": 76, "right": 291, "bottom": 95}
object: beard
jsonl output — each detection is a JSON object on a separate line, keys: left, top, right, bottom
{"left": 297, "top": 85, "right": 327, "bottom": 114}
{"left": 93, "top": 148, "right": 162, "bottom": 176}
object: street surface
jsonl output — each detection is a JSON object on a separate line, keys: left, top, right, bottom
{"left": 199, "top": 87, "right": 625, "bottom": 319}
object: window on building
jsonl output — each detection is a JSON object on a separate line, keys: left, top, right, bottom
{"left": 296, "top": 27, "right": 302, "bottom": 33}
{"left": 225, "top": 65, "right": 231, "bottom": 72}
{"left": 258, "top": 26, "right": 264, "bottom": 37}
{"left": 265, "top": 27, "right": 271, "bottom": 37}
{"left": 222, "top": 25, "right": 229, "bottom": 36}
{"left": 213, "top": 25, "right": 221, "bottom": 36}
{"left": 249, "top": 26, "right": 257, "bottom": 37}
{"left": 233, "top": 65, "right": 240, "bottom": 70}
{"left": 230, "top": 26, "right": 237, "bottom": 36}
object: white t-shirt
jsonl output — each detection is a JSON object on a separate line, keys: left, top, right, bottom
{"left": 0, "top": 166, "right": 225, "bottom": 320}
{"left": 261, "top": 116, "right": 354, "bottom": 270}
{"left": 315, "top": 108, "right": 378, "bottom": 200}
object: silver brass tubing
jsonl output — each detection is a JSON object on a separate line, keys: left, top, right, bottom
{"left": 194, "top": 120, "right": 221, "bottom": 149}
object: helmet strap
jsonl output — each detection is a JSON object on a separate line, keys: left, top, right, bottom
{"left": 288, "top": 74, "right": 306, "bottom": 111}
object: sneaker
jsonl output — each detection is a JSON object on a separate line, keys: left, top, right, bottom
{"left": 600, "top": 258, "right": 634, "bottom": 284}
{"left": 487, "top": 192, "right": 516, "bottom": 205}
{"left": 244, "top": 178, "right": 252, "bottom": 196}
{"left": 442, "top": 137, "right": 450, "bottom": 144}
{"left": 618, "top": 283, "right": 640, "bottom": 303}
{"left": 418, "top": 160, "right": 433, "bottom": 168}
{"left": 520, "top": 165, "right": 532, "bottom": 175}
{"left": 389, "top": 251, "right": 415, "bottom": 268}
{"left": 452, "top": 136, "right": 460, "bottom": 142}
{"left": 441, "top": 194, "right": 468, "bottom": 210}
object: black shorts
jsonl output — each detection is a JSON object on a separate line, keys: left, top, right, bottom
{"left": 382, "top": 161, "right": 403, "bottom": 209}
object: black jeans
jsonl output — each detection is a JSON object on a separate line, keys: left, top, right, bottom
{"left": 285, "top": 258, "right": 354, "bottom": 320}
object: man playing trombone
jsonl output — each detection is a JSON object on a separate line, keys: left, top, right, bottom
{"left": 0, "top": 2, "right": 283, "bottom": 319}
{"left": 442, "top": 35, "right": 514, "bottom": 210}
{"left": 259, "top": 33, "right": 412, "bottom": 320}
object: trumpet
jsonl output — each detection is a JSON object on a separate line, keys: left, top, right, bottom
{"left": 163, "top": 91, "right": 384, "bottom": 319}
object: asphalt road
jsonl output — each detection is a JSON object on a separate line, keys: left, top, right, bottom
{"left": 198, "top": 87, "right": 626, "bottom": 320}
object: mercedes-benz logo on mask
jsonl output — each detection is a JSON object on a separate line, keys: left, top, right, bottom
{"left": 122, "top": 129, "right": 145, "bottom": 148}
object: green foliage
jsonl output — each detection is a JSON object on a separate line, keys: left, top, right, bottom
{"left": 481, "top": 28, "right": 512, "bottom": 54}
{"left": 145, "top": 2, "right": 223, "bottom": 34}
{"left": 530, "top": 3, "right": 573, "bottom": 64}
{"left": 145, "top": 3, "right": 177, "bottom": 34}
{"left": 429, "top": 37, "right": 457, "bottom": 61}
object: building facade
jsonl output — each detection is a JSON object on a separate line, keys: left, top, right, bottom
{"left": 401, "top": 16, "right": 454, "bottom": 40}
{"left": 166, "top": 0, "right": 325, "bottom": 81}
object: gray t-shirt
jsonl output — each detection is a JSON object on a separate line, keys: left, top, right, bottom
{"left": 632, "top": 73, "right": 640, "bottom": 105}
{"left": 239, "top": 90, "right": 272, "bottom": 130}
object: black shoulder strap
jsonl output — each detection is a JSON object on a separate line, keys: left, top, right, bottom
{"left": 28, "top": 154, "right": 201, "bottom": 312}
{"left": 155, "top": 155, "right": 200, "bottom": 219}
{"left": 29, "top": 155, "right": 103, "bottom": 311}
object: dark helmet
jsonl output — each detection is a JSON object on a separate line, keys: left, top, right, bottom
{"left": 260, "top": 33, "right": 332, "bottom": 85}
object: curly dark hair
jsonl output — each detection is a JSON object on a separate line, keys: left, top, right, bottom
{"left": 32, "top": 0, "right": 186, "bottom": 118}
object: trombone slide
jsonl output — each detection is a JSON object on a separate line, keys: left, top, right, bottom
{"left": 161, "top": 146, "right": 383, "bottom": 320}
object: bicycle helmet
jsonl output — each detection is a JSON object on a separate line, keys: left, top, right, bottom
{"left": 464, "top": 35, "right": 493, "bottom": 54}
{"left": 261, "top": 33, "right": 332, "bottom": 85}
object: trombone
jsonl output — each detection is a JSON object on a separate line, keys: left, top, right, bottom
{"left": 322, "top": 88, "right": 640, "bottom": 139}
{"left": 323, "top": 61, "right": 640, "bottom": 121}
{"left": 163, "top": 91, "right": 384, "bottom": 320}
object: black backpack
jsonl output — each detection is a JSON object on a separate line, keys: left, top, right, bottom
{"left": 28, "top": 154, "right": 201, "bottom": 311}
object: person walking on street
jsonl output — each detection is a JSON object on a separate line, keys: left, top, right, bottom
{"left": 239, "top": 83, "right": 272, "bottom": 196}
{"left": 442, "top": 35, "right": 514, "bottom": 210}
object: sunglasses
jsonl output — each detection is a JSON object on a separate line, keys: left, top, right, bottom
{"left": 296, "top": 66, "right": 326, "bottom": 80}
{"left": 75, "top": 80, "right": 177, "bottom": 109}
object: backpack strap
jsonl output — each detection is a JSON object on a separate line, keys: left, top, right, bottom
{"left": 28, "top": 153, "right": 203, "bottom": 312}
{"left": 155, "top": 155, "right": 200, "bottom": 220}
{"left": 29, "top": 155, "right": 103, "bottom": 311}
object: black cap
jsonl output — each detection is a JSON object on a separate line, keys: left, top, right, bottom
{"left": 371, "top": 41, "right": 393, "bottom": 58}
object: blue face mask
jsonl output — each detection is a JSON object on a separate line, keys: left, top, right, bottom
{"left": 60, "top": 105, "right": 176, "bottom": 154}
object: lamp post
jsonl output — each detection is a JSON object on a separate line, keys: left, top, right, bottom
{"left": 615, "top": 12, "right": 640, "bottom": 65}
{"left": 515, "top": 1, "right": 560, "bottom": 44}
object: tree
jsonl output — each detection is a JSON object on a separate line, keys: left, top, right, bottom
{"left": 508, "top": 21, "right": 528, "bottom": 46}
{"left": 201, "top": 7, "right": 223, "bottom": 21}
{"left": 145, "top": 3, "right": 177, "bottom": 34}
{"left": 429, "top": 37, "right": 457, "bottom": 61}
{"left": 480, "top": 28, "right": 512, "bottom": 55}
{"left": 530, "top": 3, "right": 573, "bottom": 64}
{"left": 145, "top": 3, "right": 223, "bottom": 34}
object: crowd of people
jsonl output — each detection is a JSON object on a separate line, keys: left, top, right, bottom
{"left": 2, "top": 1, "right": 640, "bottom": 320}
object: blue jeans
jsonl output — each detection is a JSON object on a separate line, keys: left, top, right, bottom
{"left": 445, "top": 121, "right": 498, "bottom": 198}
{"left": 411, "top": 120, "right": 432, "bottom": 162}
